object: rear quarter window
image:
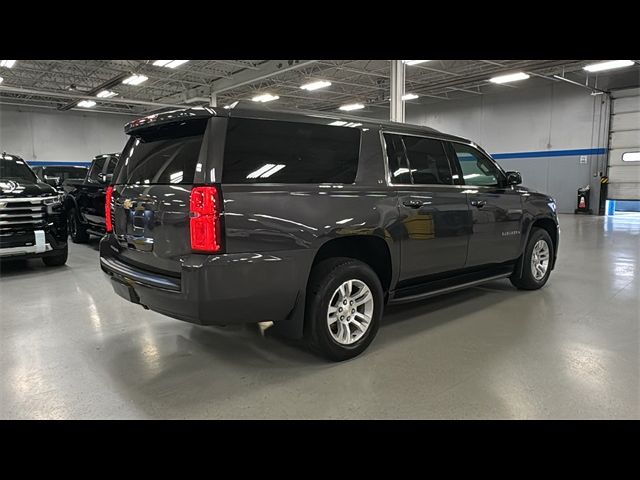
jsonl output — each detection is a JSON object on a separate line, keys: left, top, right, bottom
{"left": 222, "top": 118, "right": 361, "bottom": 184}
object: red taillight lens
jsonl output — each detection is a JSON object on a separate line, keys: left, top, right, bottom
{"left": 189, "top": 186, "right": 221, "bottom": 253}
{"left": 105, "top": 185, "right": 114, "bottom": 233}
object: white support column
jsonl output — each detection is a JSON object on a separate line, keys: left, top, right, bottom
{"left": 390, "top": 60, "right": 405, "bottom": 123}
{"left": 209, "top": 94, "right": 217, "bottom": 107}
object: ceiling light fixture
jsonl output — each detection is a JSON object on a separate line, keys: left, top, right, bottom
{"left": 77, "top": 100, "right": 97, "bottom": 108}
{"left": 403, "top": 60, "right": 431, "bottom": 66}
{"left": 402, "top": 93, "right": 419, "bottom": 100}
{"left": 252, "top": 93, "right": 279, "bottom": 103}
{"left": 96, "top": 90, "right": 118, "bottom": 98}
{"left": 339, "top": 103, "right": 365, "bottom": 111}
{"left": 489, "top": 72, "right": 530, "bottom": 84}
{"left": 583, "top": 60, "right": 634, "bottom": 73}
{"left": 154, "top": 60, "right": 189, "bottom": 68}
{"left": 300, "top": 80, "right": 332, "bottom": 91}
{"left": 122, "top": 74, "right": 148, "bottom": 86}
{"left": 0, "top": 60, "right": 16, "bottom": 68}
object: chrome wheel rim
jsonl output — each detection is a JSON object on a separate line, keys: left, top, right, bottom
{"left": 327, "top": 279, "right": 374, "bottom": 345}
{"left": 531, "top": 239, "right": 550, "bottom": 281}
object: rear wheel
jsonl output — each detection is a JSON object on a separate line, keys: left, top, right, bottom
{"left": 68, "top": 207, "right": 89, "bottom": 243}
{"left": 305, "top": 257, "right": 383, "bottom": 361}
{"left": 510, "top": 227, "right": 554, "bottom": 290}
{"left": 42, "top": 244, "right": 68, "bottom": 267}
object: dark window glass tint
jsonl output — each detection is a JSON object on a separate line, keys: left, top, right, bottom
{"left": 383, "top": 133, "right": 412, "bottom": 184}
{"left": 116, "top": 120, "right": 207, "bottom": 185}
{"left": 402, "top": 136, "right": 453, "bottom": 185}
{"left": 0, "top": 156, "right": 37, "bottom": 182}
{"left": 88, "top": 156, "right": 106, "bottom": 182}
{"left": 106, "top": 155, "right": 119, "bottom": 174}
{"left": 223, "top": 118, "right": 360, "bottom": 184}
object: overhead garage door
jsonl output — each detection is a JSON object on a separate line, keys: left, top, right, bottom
{"left": 608, "top": 88, "right": 640, "bottom": 200}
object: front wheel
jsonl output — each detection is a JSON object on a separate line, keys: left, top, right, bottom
{"left": 510, "top": 227, "right": 554, "bottom": 290}
{"left": 42, "top": 244, "right": 68, "bottom": 267}
{"left": 68, "top": 207, "right": 89, "bottom": 243}
{"left": 305, "top": 258, "right": 383, "bottom": 361}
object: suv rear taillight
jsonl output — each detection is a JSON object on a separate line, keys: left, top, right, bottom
{"left": 105, "top": 185, "right": 113, "bottom": 233}
{"left": 190, "top": 186, "right": 221, "bottom": 253}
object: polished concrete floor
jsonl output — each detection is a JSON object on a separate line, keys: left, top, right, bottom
{"left": 1, "top": 214, "right": 638, "bottom": 419}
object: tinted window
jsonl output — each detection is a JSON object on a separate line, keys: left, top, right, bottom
{"left": 383, "top": 134, "right": 453, "bottom": 185}
{"left": 383, "top": 133, "right": 412, "bottom": 184}
{"left": 106, "top": 155, "right": 119, "bottom": 174}
{"left": 452, "top": 143, "right": 503, "bottom": 187}
{"left": 88, "top": 156, "right": 107, "bottom": 182}
{"left": 223, "top": 118, "right": 360, "bottom": 184}
{"left": 0, "top": 156, "right": 37, "bottom": 182}
{"left": 402, "top": 136, "right": 453, "bottom": 185}
{"left": 42, "top": 166, "right": 87, "bottom": 181}
{"left": 116, "top": 120, "right": 207, "bottom": 185}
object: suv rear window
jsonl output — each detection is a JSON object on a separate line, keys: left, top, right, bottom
{"left": 115, "top": 120, "right": 207, "bottom": 185}
{"left": 222, "top": 118, "right": 360, "bottom": 184}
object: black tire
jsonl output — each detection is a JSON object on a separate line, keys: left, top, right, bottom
{"left": 42, "top": 244, "right": 68, "bottom": 267}
{"left": 68, "top": 207, "right": 89, "bottom": 243}
{"left": 305, "top": 257, "right": 384, "bottom": 362}
{"left": 510, "top": 227, "right": 554, "bottom": 290}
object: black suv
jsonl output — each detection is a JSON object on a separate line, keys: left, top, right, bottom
{"left": 65, "top": 154, "right": 119, "bottom": 243}
{"left": 0, "top": 153, "right": 68, "bottom": 266}
{"left": 100, "top": 107, "right": 559, "bottom": 361}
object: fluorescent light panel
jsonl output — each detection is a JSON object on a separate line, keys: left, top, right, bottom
{"left": 252, "top": 93, "right": 279, "bottom": 102}
{"left": 489, "top": 72, "right": 530, "bottom": 84}
{"left": 122, "top": 74, "right": 148, "bottom": 85}
{"left": 77, "top": 100, "right": 96, "bottom": 108}
{"left": 339, "top": 103, "right": 364, "bottom": 111}
{"left": 97, "top": 90, "right": 118, "bottom": 98}
{"left": 0, "top": 60, "right": 16, "bottom": 68}
{"left": 403, "top": 60, "right": 430, "bottom": 66}
{"left": 300, "top": 80, "right": 332, "bottom": 91}
{"left": 402, "top": 93, "right": 419, "bottom": 100}
{"left": 154, "top": 60, "right": 189, "bottom": 68}
{"left": 583, "top": 60, "right": 634, "bottom": 72}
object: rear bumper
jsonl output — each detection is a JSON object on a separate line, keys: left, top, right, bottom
{"left": 99, "top": 234, "right": 312, "bottom": 326}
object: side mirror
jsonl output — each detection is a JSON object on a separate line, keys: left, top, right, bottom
{"left": 98, "top": 173, "right": 113, "bottom": 184}
{"left": 506, "top": 171, "right": 522, "bottom": 186}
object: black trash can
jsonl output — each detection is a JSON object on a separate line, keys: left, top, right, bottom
{"left": 575, "top": 185, "right": 592, "bottom": 214}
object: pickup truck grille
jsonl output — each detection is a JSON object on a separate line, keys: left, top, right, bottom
{"left": 0, "top": 196, "right": 51, "bottom": 236}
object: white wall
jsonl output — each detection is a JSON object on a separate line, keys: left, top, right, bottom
{"left": 0, "top": 105, "right": 136, "bottom": 164}
{"left": 405, "top": 83, "right": 610, "bottom": 213}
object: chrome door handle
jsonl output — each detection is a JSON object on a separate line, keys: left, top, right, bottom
{"left": 471, "top": 200, "right": 487, "bottom": 208}
{"left": 402, "top": 200, "right": 424, "bottom": 208}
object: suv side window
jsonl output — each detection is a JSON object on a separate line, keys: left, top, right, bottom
{"left": 106, "top": 155, "right": 119, "bottom": 175}
{"left": 402, "top": 136, "right": 453, "bottom": 185}
{"left": 452, "top": 143, "right": 504, "bottom": 187}
{"left": 223, "top": 118, "right": 360, "bottom": 184}
{"left": 383, "top": 133, "right": 412, "bottom": 184}
{"left": 88, "top": 156, "right": 107, "bottom": 182}
{"left": 383, "top": 133, "right": 454, "bottom": 185}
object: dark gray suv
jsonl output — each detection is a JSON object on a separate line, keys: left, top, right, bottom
{"left": 100, "top": 106, "right": 559, "bottom": 361}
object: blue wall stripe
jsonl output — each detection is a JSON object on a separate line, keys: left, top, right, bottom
{"left": 491, "top": 148, "right": 607, "bottom": 160}
{"left": 23, "top": 147, "right": 607, "bottom": 167}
